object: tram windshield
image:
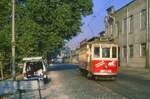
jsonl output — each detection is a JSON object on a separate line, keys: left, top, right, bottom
{"left": 102, "top": 48, "right": 110, "bottom": 58}
{"left": 112, "top": 47, "right": 117, "bottom": 58}
{"left": 94, "top": 47, "right": 100, "bottom": 58}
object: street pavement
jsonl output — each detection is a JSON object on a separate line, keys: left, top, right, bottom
{"left": 97, "top": 66, "right": 150, "bottom": 99}
{"left": 119, "top": 66, "right": 150, "bottom": 80}
{"left": 7, "top": 64, "right": 150, "bottom": 99}
{"left": 42, "top": 64, "right": 126, "bottom": 99}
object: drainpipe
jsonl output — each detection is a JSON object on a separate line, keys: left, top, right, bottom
{"left": 146, "top": 0, "right": 149, "bottom": 69}
{"left": 126, "top": 8, "right": 129, "bottom": 67}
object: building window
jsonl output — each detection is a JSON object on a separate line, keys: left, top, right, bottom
{"left": 110, "top": 25, "right": 113, "bottom": 35}
{"left": 129, "top": 15, "right": 134, "bottom": 33}
{"left": 140, "top": 9, "right": 147, "bottom": 30}
{"left": 123, "top": 18, "right": 127, "bottom": 34}
{"left": 123, "top": 46, "right": 127, "bottom": 58}
{"left": 116, "top": 21, "right": 119, "bottom": 37}
{"left": 140, "top": 43, "right": 146, "bottom": 57}
{"left": 129, "top": 45, "right": 133, "bottom": 57}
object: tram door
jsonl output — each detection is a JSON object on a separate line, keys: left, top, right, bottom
{"left": 118, "top": 47, "right": 120, "bottom": 67}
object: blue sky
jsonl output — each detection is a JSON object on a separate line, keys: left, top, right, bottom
{"left": 67, "top": 0, "right": 133, "bottom": 49}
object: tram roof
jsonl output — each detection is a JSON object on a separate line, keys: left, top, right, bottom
{"left": 88, "top": 36, "right": 114, "bottom": 43}
{"left": 80, "top": 36, "right": 116, "bottom": 47}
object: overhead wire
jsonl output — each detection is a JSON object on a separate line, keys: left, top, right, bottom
{"left": 86, "top": 0, "right": 114, "bottom": 37}
{"left": 87, "top": 0, "right": 113, "bottom": 25}
{"left": 68, "top": 0, "right": 114, "bottom": 49}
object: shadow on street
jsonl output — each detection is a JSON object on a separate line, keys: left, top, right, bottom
{"left": 47, "top": 64, "right": 78, "bottom": 71}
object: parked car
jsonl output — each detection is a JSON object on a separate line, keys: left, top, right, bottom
{"left": 22, "top": 57, "right": 48, "bottom": 81}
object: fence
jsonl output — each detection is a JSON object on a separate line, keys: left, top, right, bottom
{"left": 0, "top": 80, "right": 44, "bottom": 99}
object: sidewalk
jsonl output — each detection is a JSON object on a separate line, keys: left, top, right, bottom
{"left": 119, "top": 66, "right": 150, "bottom": 80}
{"left": 119, "top": 66, "right": 150, "bottom": 72}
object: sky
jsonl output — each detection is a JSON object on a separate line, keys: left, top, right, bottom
{"left": 66, "top": 0, "right": 133, "bottom": 50}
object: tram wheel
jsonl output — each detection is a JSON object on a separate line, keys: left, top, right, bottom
{"left": 110, "top": 77, "right": 117, "bottom": 80}
{"left": 93, "top": 76, "right": 99, "bottom": 81}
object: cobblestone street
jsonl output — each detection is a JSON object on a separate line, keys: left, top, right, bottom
{"left": 42, "top": 64, "right": 126, "bottom": 99}
{"left": 7, "top": 64, "right": 150, "bottom": 99}
{"left": 98, "top": 67, "right": 150, "bottom": 99}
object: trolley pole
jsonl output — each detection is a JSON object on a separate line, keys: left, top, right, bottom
{"left": 146, "top": 0, "right": 150, "bottom": 69}
{"left": 12, "top": 0, "right": 16, "bottom": 80}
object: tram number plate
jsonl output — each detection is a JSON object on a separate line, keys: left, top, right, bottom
{"left": 100, "top": 70, "right": 111, "bottom": 73}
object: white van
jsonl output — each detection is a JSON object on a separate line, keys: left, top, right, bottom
{"left": 22, "top": 57, "right": 48, "bottom": 80}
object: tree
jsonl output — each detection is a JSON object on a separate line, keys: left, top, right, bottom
{"left": 0, "top": 0, "right": 12, "bottom": 79}
{"left": 0, "top": 0, "right": 93, "bottom": 77}
{"left": 15, "top": 0, "right": 93, "bottom": 59}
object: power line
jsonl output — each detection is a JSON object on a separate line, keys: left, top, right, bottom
{"left": 81, "top": 0, "right": 114, "bottom": 33}
{"left": 68, "top": 0, "right": 114, "bottom": 49}
{"left": 87, "top": 0, "right": 114, "bottom": 25}
{"left": 85, "top": 0, "right": 114, "bottom": 36}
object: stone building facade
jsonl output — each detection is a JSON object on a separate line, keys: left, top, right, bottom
{"left": 105, "top": 0, "right": 150, "bottom": 68}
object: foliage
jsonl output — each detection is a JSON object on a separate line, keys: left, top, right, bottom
{"left": 0, "top": 0, "right": 93, "bottom": 77}
{"left": 15, "top": 0, "right": 92, "bottom": 59}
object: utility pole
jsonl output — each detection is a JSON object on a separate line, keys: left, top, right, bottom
{"left": 0, "top": 53, "right": 4, "bottom": 80}
{"left": 146, "top": 0, "right": 150, "bottom": 69}
{"left": 12, "top": 0, "right": 16, "bottom": 80}
{"left": 70, "top": 50, "right": 72, "bottom": 63}
{"left": 0, "top": 61, "right": 3, "bottom": 80}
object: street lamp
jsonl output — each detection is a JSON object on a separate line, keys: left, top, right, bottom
{"left": 12, "top": 0, "right": 16, "bottom": 80}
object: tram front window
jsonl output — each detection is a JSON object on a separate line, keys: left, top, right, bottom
{"left": 102, "top": 48, "right": 110, "bottom": 58}
{"left": 94, "top": 47, "right": 100, "bottom": 58}
{"left": 112, "top": 47, "right": 117, "bottom": 58}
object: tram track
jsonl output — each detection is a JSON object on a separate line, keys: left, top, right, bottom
{"left": 97, "top": 80, "right": 135, "bottom": 99}
{"left": 46, "top": 64, "right": 150, "bottom": 99}
{"left": 96, "top": 73, "right": 150, "bottom": 99}
{"left": 76, "top": 65, "right": 150, "bottom": 99}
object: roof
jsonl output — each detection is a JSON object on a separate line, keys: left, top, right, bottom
{"left": 87, "top": 37, "right": 99, "bottom": 42}
{"left": 80, "top": 39, "right": 87, "bottom": 46}
{"left": 99, "top": 31, "right": 105, "bottom": 36}
{"left": 23, "top": 57, "right": 43, "bottom": 62}
{"left": 115, "top": 0, "right": 135, "bottom": 13}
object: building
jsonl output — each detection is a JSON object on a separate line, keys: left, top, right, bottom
{"left": 105, "top": 0, "right": 150, "bottom": 68}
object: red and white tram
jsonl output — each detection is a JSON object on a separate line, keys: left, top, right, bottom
{"left": 78, "top": 37, "right": 118, "bottom": 80}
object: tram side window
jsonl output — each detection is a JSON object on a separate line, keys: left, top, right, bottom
{"left": 102, "top": 48, "right": 110, "bottom": 58}
{"left": 94, "top": 47, "right": 100, "bottom": 58}
{"left": 112, "top": 47, "right": 117, "bottom": 58}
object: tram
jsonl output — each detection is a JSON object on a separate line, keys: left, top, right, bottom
{"left": 78, "top": 37, "right": 118, "bottom": 80}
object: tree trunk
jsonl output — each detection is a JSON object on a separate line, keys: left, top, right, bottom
{"left": 0, "top": 61, "right": 4, "bottom": 80}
